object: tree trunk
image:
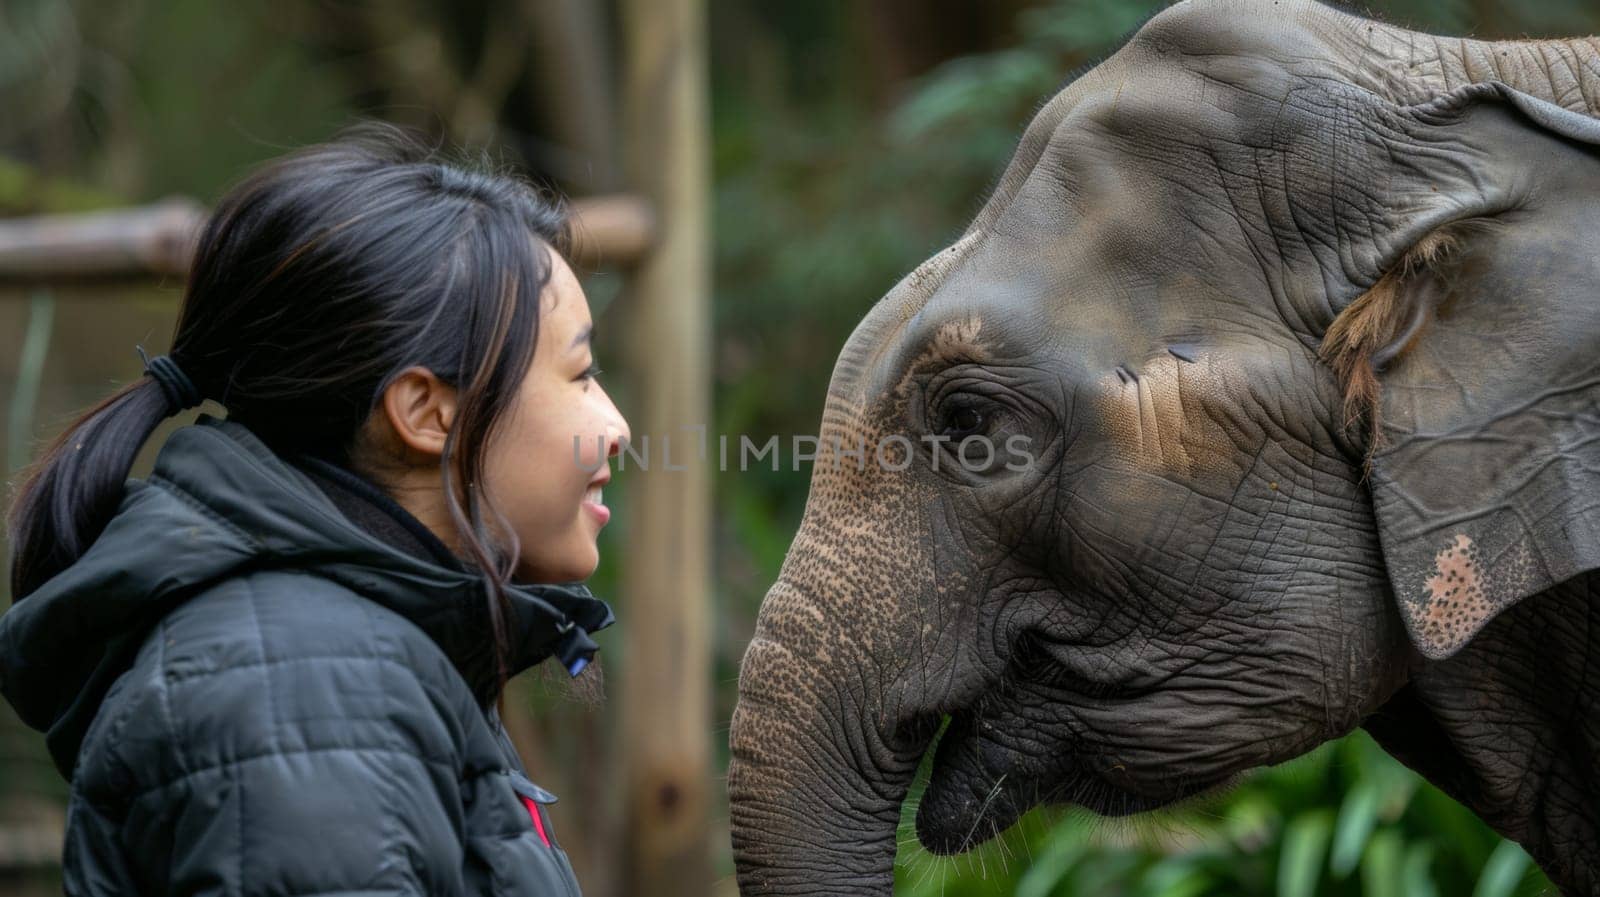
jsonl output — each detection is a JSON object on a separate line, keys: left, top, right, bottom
{"left": 616, "top": 0, "right": 714, "bottom": 892}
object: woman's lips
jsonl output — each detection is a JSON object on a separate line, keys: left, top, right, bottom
{"left": 584, "top": 484, "right": 610, "bottom": 525}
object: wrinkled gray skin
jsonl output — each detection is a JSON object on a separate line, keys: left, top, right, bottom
{"left": 728, "top": 0, "right": 1600, "bottom": 894}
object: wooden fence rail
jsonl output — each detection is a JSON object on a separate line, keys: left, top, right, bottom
{"left": 0, "top": 195, "right": 655, "bottom": 283}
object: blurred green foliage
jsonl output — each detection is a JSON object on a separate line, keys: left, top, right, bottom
{"left": 892, "top": 731, "right": 1551, "bottom": 897}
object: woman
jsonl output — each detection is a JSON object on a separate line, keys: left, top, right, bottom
{"left": 0, "top": 121, "right": 629, "bottom": 896}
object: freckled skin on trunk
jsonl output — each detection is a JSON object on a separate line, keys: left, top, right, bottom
{"left": 731, "top": 1, "right": 1600, "bottom": 894}
{"left": 729, "top": 292, "right": 955, "bottom": 896}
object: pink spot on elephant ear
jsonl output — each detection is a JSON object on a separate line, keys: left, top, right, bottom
{"left": 1415, "top": 533, "right": 1492, "bottom": 655}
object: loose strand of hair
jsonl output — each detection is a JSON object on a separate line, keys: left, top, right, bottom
{"left": 437, "top": 258, "right": 544, "bottom": 702}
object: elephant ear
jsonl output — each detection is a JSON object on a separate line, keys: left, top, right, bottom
{"left": 1330, "top": 82, "right": 1600, "bottom": 660}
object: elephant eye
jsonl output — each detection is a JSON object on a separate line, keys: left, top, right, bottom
{"left": 942, "top": 404, "right": 986, "bottom": 438}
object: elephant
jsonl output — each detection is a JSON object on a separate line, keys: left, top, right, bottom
{"left": 727, "top": 0, "right": 1600, "bottom": 894}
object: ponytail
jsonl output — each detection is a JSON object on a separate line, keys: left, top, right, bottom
{"left": 8, "top": 377, "right": 169, "bottom": 600}
{"left": 6, "top": 352, "right": 202, "bottom": 600}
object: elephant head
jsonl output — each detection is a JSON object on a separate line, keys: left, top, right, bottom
{"left": 729, "top": 0, "right": 1600, "bottom": 893}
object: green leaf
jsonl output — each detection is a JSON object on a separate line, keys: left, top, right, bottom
{"left": 1406, "top": 785, "right": 1486, "bottom": 854}
{"left": 1472, "top": 841, "right": 1533, "bottom": 897}
{"left": 1360, "top": 830, "right": 1404, "bottom": 897}
{"left": 1401, "top": 842, "right": 1440, "bottom": 897}
{"left": 1137, "top": 856, "right": 1213, "bottom": 897}
{"left": 1225, "top": 794, "right": 1279, "bottom": 851}
{"left": 1014, "top": 830, "right": 1088, "bottom": 897}
{"left": 1277, "top": 810, "right": 1333, "bottom": 897}
{"left": 1329, "top": 780, "right": 1382, "bottom": 877}
{"left": 1075, "top": 851, "right": 1151, "bottom": 896}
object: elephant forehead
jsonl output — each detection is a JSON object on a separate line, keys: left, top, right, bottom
{"left": 834, "top": 231, "right": 989, "bottom": 405}
{"left": 1090, "top": 350, "right": 1253, "bottom": 479}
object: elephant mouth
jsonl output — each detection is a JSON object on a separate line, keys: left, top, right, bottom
{"left": 911, "top": 702, "right": 1234, "bottom": 856}
{"left": 911, "top": 716, "right": 1039, "bottom": 856}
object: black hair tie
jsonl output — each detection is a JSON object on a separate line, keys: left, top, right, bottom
{"left": 135, "top": 345, "right": 203, "bottom": 414}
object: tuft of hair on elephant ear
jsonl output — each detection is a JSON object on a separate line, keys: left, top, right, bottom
{"left": 1319, "top": 225, "right": 1462, "bottom": 449}
{"left": 1335, "top": 77, "right": 1600, "bottom": 664}
{"left": 1322, "top": 79, "right": 1600, "bottom": 456}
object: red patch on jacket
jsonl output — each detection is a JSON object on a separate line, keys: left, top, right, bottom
{"left": 519, "top": 796, "right": 552, "bottom": 847}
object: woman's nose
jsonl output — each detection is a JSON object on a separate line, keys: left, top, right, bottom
{"left": 605, "top": 395, "right": 631, "bottom": 456}
{"left": 605, "top": 416, "right": 631, "bottom": 459}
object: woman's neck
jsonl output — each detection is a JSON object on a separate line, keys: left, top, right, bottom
{"left": 294, "top": 452, "right": 464, "bottom": 569}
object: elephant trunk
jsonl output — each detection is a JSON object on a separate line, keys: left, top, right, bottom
{"left": 729, "top": 575, "right": 930, "bottom": 896}
{"left": 729, "top": 285, "right": 948, "bottom": 892}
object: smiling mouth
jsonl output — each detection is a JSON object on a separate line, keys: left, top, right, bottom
{"left": 583, "top": 483, "right": 610, "bottom": 524}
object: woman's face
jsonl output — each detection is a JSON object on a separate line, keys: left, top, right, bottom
{"left": 483, "top": 249, "right": 629, "bottom": 583}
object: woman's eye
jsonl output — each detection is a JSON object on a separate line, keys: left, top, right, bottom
{"left": 580, "top": 363, "right": 602, "bottom": 382}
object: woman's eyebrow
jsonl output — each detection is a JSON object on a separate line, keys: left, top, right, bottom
{"left": 570, "top": 324, "right": 593, "bottom": 351}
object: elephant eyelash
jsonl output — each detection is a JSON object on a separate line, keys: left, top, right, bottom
{"left": 941, "top": 406, "right": 986, "bottom": 437}
{"left": 937, "top": 397, "right": 1002, "bottom": 440}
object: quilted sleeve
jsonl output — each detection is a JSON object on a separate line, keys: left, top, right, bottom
{"left": 92, "top": 629, "right": 477, "bottom": 897}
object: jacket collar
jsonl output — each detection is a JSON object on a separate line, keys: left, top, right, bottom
{"left": 291, "top": 451, "right": 464, "bottom": 571}
{"left": 286, "top": 448, "right": 614, "bottom": 694}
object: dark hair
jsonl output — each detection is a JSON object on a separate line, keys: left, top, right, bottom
{"left": 5, "top": 120, "right": 570, "bottom": 695}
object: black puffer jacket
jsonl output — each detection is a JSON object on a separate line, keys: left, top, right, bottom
{"left": 0, "top": 413, "right": 612, "bottom": 895}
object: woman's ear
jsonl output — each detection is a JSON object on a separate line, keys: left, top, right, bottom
{"left": 1327, "top": 82, "right": 1600, "bottom": 659}
{"left": 377, "top": 366, "right": 459, "bottom": 461}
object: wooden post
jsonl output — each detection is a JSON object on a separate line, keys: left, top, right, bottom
{"left": 617, "top": 0, "right": 713, "bottom": 891}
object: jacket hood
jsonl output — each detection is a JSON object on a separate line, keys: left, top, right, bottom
{"left": 0, "top": 413, "right": 613, "bottom": 775}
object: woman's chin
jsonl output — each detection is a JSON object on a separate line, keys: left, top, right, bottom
{"left": 515, "top": 543, "right": 599, "bottom": 584}
{"left": 570, "top": 539, "right": 601, "bottom": 580}
{"left": 572, "top": 553, "right": 600, "bottom": 582}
